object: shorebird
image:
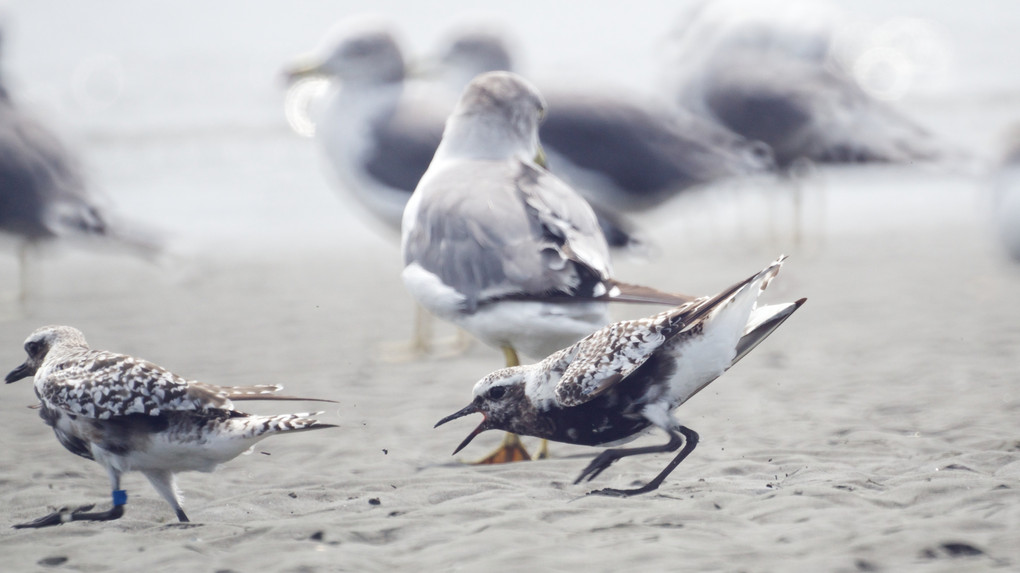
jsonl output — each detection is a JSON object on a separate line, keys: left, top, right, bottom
{"left": 5, "top": 325, "right": 336, "bottom": 527}
{"left": 403, "top": 71, "right": 697, "bottom": 463}
{"left": 0, "top": 33, "right": 160, "bottom": 302}
{"left": 436, "top": 257, "right": 805, "bottom": 496}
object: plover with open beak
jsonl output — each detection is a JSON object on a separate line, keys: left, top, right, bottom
{"left": 5, "top": 325, "right": 336, "bottom": 527}
{"left": 436, "top": 257, "right": 805, "bottom": 496}
{"left": 403, "top": 71, "right": 699, "bottom": 463}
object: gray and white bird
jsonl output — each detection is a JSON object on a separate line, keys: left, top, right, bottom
{"left": 0, "top": 32, "right": 160, "bottom": 301}
{"left": 665, "top": 1, "right": 942, "bottom": 170}
{"left": 284, "top": 19, "right": 712, "bottom": 249}
{"left": 403, "top": 71, "right": 696, "bottom": 463}
{"left": 5, "top": 325, "right": 336, "bottom": 527}
{"left": 436, "top": 256, "right": 805, "bottom": 496}
{"left": 283, "top": 18, "right": 448, "bottom": 234}
{"left": 433, "top": 27, "right": 769, "bottom": 247}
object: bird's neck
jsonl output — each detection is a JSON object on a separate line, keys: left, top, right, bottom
{"left": 433, "top": 115, "right": 535, "bottom": 163}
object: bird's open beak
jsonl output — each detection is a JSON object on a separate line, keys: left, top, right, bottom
{"left": 435, "top": 401, "right": 490, "bottom": 455}
{"left": 5, "top": 361, "right": 33, "bottom": 384}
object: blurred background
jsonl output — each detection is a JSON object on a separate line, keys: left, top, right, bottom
{"left": 0, "top": 0, "right": 1017, "bottom": 257}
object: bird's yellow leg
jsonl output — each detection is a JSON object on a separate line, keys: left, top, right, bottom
{"left": 535, "top": 439, "right": 550, "bottom": 460}
{"left": 473, "top": 432, "right": 532, "bottom": 464}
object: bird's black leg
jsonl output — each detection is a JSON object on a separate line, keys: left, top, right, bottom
{"left": 13, "top": 489, "right": 127, "bottom": 528}
{"left": 581, "top": 426, "right": 699, "bottom": 497}
{"left": 574, "top": 429, "right": 684, "bottom": 485}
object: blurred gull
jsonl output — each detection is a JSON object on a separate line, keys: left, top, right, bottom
{"left": 284, "top": 18, "right": 447, "bottom": 233}
{"left": 402, "top": 71, "right": 698, "bottom": 463}
{"left": 285, "top": 20, "right": 761, "bottom": 250}
{"left": 991, "top": 129, "right": 1020, "bottom": 262}
{"left": 435, "top": 27, "right": 770, "bottom": 241}
{"left": 0, "top": 32, "right": 160, "bottom": 302}
{"left": 665, "top": 1, "right": 944, "bottom": 170}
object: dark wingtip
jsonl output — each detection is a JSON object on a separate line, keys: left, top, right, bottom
{"left": 794, "top": 297, "right": 807, "bottom": 307}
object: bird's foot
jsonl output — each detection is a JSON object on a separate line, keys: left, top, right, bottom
{"left": 573, "top": 450, "right": 621, "bottom": 484}
{"left": 376, "top": 332, "right": 473, "bottom": 363}
{"left": 472, "top": 433, "right": 532, "bottom": 464}
{"left": 12, "top": 503, "right": 124, "bottom": 528}
{"left": 587, "top": 481, "right": 656, "bottom": 495}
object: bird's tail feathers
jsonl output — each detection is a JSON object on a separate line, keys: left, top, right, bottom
{"left": 256, "top": 412, "right": 338, "bottom": 436}
{"left": 603, "top": 280, "right": 699, "bottom": 306}
{"left": 733, "top": 298, "right": 806, "bottom": 365}
{"left": 194, "top": 382, "right": 338, "bottom": 404}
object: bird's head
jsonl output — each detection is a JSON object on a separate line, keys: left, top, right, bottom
{"left": 6, "top": 325, "right": 88, "bottom": 384}
{"left": 283, "top": 18, "right": 406, "bottom": 86}
{"left": 434, "top": 367, "right": 535, "bottom": 455}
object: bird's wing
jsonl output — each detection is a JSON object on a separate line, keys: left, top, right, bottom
{"left": 403, "top": 159, "right": 611, "bottom": 311}
{"left": 40, "top": 350, "right": 234, "bottom": 419}
{"left": 553, "top": 258, "right": 784, "bottom": 406}
{"left": 553, "top": 307, "right": 691, "bottom": 407}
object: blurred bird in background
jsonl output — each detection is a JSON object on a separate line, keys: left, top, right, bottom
{"left": 0, "top": 26, "right": 161, "bottom": 305}
{"left": 664, "top": 0, "right": 948, "bottom": 171}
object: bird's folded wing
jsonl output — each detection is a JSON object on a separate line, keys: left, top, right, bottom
{"left": 42, "top": 351, "right": 231, "bottom": 419}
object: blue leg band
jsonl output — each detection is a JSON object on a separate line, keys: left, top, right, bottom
{"left": 112, "top": 489, "right": 128, "bottom": 506}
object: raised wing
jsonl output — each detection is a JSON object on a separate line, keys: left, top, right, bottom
{"left": 553, "top": 307, "right": 691, "bottom": 407}
{"left": 552, "top": 256, "right": 788, "bottom": 407}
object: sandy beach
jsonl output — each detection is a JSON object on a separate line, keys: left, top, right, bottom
{"left": 2, "top": 181, "right": 1019, "bottom": 572}
{"left": 2, "top": 0, "right": 1020, "bottom": 570}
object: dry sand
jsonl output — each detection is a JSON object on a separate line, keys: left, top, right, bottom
{"left": 1, "top": 182, "right": 1019, "bottom": 572}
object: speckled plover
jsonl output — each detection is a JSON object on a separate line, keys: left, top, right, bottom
{"left": 436, "top": 257, "right": 805, "bottom": 496}
{"left": 5, "top": 325, "right": 336, "bottom": 527}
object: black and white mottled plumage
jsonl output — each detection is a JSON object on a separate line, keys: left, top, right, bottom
{"left": 436, "top": 257, "right": 805, "bottom": 496}
{"left": 4, "top": 325, "right": 336, "bottom": 527}
{"left": 402, "top": 71, "right": 697, "bottom": 362}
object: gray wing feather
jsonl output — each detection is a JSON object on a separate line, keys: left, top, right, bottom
{"left": 363, "top": 103, "right": 443, "bottom": 192}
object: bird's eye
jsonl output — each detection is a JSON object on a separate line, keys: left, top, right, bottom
{"left": 487, "top": 386, "right": 507, "bottom": 400}
{"left": 25, "top": 341, "right": 41, "bottom": 356}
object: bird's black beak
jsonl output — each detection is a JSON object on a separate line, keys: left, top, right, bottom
{"left": 5, "top": 361, "right": 34, "bottom": 384}
{"left": 435, "top": 401, "right": 489, "bottom": 455}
